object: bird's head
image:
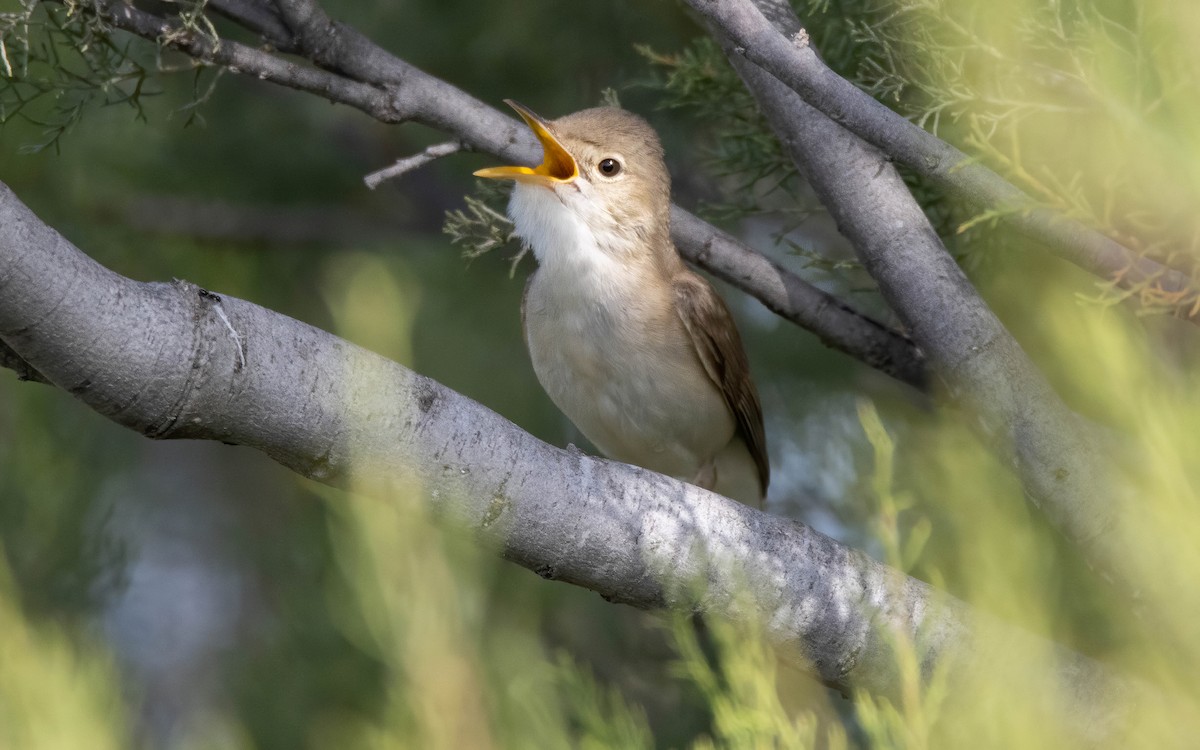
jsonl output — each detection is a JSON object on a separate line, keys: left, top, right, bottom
{"left": 474, "top": 100, "right": 672, "bottom": 265}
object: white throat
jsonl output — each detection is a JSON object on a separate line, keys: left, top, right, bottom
{"left": 507, "top": 182, "right": 627, "bottom": 276}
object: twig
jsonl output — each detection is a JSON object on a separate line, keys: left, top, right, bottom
{"left": 364, "top": 140, "right": 463, "bottom": 190}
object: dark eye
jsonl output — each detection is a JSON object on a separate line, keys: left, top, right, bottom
{"left": 598, "top": 158, "right": 621, "bottom": 176}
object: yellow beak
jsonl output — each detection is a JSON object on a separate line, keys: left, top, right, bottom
{"left": 473, "top": 100, "right": 578, "bottom": 186}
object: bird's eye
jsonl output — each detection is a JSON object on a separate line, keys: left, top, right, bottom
{"left": 598, "top": 158, "right": 621, "bottom": 176}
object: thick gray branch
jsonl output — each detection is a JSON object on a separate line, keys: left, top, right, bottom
{"left": 712, "top": 2, "right": 1127, "bottom": 581}
{"left": 84, "top": 0, "right": 928, "bottom": 390}
{"left": 0, "top": 338, "right": 50, "bottom": 384}
{"left": 0, "top": 180, "right": 1133, "bottom": 742}
{"left": 684, "top": 0, "right": 1200, "bottom": 320}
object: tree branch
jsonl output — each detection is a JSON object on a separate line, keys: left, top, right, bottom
{"left": 364, "top": 140, "right": 464, "bottom": 190}
{"left": 670, "top": 206, "right": 927, "bottom": 389}
{"left": 0, "top": 179, "right": 1133, "bottom": 741}
{"left": 683, "top": 0, "right": 1200, "bottom": 321}
{"left": 208, "top": 0, "right": 291, "bottom": 46}
{"left": 710, "top": 1, "right": 1129, "bottom": 583}
{"left": 82, "top": 0, "right": 1131, "bottom": 588}
{"left": 96, "top": 0, "right": 416, "bottom": 123}
{"left": 0, "top": 338, "right": 50, "bottom": 384}
{"left": 79, "top": 0, "right": 929, "bottom": 391}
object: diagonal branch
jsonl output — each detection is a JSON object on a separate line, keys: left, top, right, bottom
{"left": 709, "top": 0, "right": 1129, "bottom": 584}
{"left": 0, "top": 179, "right": 1134, "bottom": 741}
{"left": 364, "top": 140, "right": 465, "bottom": 190}
{"left": 670, "top": 206, "right": 926, "bottom": 388}
{"left": 86, "top": 0, "right": 1123, "bottom": 582}
{"left": 682, "top": 0, "right": 1200, "bottom": 321}
{"left": 79, "top": 0, "right": 928, "bottom": 390}
{"left": 95, "top": 0, "right": 417, "bottom": 122}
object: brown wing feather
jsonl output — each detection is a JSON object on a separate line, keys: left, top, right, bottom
{"left": 672, "top": 272, "right": 769, "bottom": 495}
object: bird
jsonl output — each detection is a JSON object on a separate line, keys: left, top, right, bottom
{"left": 474, "top": 100, "right": 768, "bottom": 507}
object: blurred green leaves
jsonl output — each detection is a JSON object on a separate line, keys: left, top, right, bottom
{"left": 1, "top": 2, "right": 156, "bottom": 154}
{"left": 0, "top": 555, "right": 129, "bottom": 750}
{"left": 6, "top": 0, "right": 1200, "bottom": 747}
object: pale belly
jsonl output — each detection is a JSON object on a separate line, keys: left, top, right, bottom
{"left": 523, "top": 272, "right": 735, "bottom": 482}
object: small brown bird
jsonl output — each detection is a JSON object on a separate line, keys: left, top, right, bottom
{"left": 475, "top": 100, "right": 768, "bottom": 507}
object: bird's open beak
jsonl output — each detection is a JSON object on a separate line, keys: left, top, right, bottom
{"left": 473, "top": 100, "right": 578, "bottom": 186}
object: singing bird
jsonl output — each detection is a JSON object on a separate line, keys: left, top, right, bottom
{"left": 475, "top": 100, "right": 769, "bottom": 507}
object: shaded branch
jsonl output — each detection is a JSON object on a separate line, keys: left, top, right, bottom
{"left": 0, "top": 338, "right": 50, "bottom": 384}
{"left": 96, "top": 0, "right": 417, "bottom": 122}
{"left": 78, "top": 0, "right": 928, "bottom": 390}
{"left": 84, "top": 0, "right": 1125, "bottom": 584}
{"left": 683, "top": 0, "right": 1200, "bottom": 321}
{"left": 712, "top": 0, "right": 1128, "bottom": 583}
{"left": 670, "top": 206, "right": 927, "bottom": 390}
{"left": 0, "top": 179, "right": 1134, "bottom": 741}
{"left": 208, "top": 0, "right": 291, "bottom": 45}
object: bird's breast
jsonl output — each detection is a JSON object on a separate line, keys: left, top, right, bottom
{"left": 522, "top": 257, "right": 735, "bottom": 479}
{"left": 508, "top": 181, "right": 735, "bottom": 477}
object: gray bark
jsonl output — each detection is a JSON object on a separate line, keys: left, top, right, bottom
{"left": 85, "top": 0, "right": 928, "bottom": 391}
{"left": 704, "top": 0, "right": 1129, "bottom": 587}
{"left": 671, "top": 206, "right": 926, "bottom": 389}
{"left": 0, "top": 180, "right": 1132, "bottom": 741}
{"left": 683, "top": 0, "right": 1200, "bottom": 317}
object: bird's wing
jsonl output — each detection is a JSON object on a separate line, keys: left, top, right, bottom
{"left": 672, "top": 272, "right": 769, "bottom": 495}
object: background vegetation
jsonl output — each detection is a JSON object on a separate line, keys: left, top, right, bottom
{"left": 2, "top": 0, "right": 1200, "bottom": 747}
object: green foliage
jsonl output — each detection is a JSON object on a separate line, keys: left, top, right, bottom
{"left": 669, "top": 615, "right": 848, "bottom": 749}
{"left": 1, "top": 2, "right": 149, "bottom": 153}
{"left": 442, "top": 179, "right": 525, "bottom": 276}
{"left": 629, "top": 0, "right": 1200, "bottom": 297}
{"left": 634, "top": 35, "right": 883, "bottom": 294}
{"left": 0, "top": 378, "right": 130, "bottom": 620}
{"left": 0, "top": 0, "right": 224, "bottom": 152}
{"left": 636, "top": 38, "right": 813, "bottom": 225}
{"left": 800, "top": 0, "right": 1200, "bottom": 300}
{"left": 0, "top": 555, "right": 129, "bottom": 750}
{"left": 554, "top": 653, "right": 653, "bottom": 750}
{"left": 8, "top": 0, "right": 1200, "bottom": 747}
{"left": 853, "top": 402, "right": 949, "bottom": 749}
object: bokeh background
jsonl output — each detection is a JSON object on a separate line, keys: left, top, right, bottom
{"left": 4, "top": 0, "right": 1200, "bottom": 747}
{"left": 0, "top": 2, "right": 881, "bottom": 746}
